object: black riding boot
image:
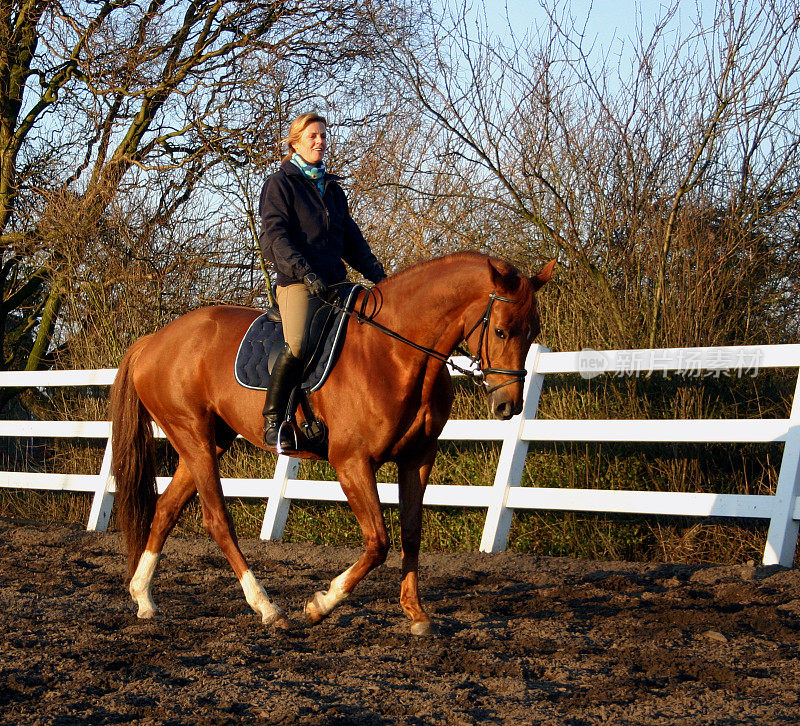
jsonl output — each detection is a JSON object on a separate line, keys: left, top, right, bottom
{"left": 263, "top": 344, "right": 304, "bottom": 450}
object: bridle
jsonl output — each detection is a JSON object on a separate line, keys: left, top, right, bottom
{"left": 323, "top": 286, "right": 528, "bottom": 395}
{"left": 459, "top": 292, "right": 528, "bottom": 394}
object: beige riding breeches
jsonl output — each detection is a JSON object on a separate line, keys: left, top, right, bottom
{"left": 276, "top": 283, "right": 312, "bottom": 358}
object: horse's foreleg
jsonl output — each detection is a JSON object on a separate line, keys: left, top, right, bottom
{"left": 305, "top": 458, "right": 389, "bottom": 625}
{"left": 398, "top": 450, "right": 436, "bottom": 636}
{"left": 129, "top": 458, "right": 196, "bottom": 618}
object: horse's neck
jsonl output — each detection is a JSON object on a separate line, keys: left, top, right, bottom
{"left": 378, "top": 266, "right": 485, "bottom": 355}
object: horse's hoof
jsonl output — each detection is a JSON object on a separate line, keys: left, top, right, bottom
{"left": 136, "top": 605, "right": 159, "bottom": 619}
{"left": 304, "top": 592, "right": 328, "bottom": 625}
{"left": 304, "top": 605, "right": 326, "bottom": 625}
{"left": 410, "top": 620, "right": 433, "bottom": 636}
{"left": 260, "top": 605, "right": 287, "bottom": 627}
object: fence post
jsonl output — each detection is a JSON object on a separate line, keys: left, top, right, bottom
{"left": 479, "top": 344, "right": 548, "bottom": 553}
{"left": 260, "top": 455, "right": 299, "bottom": 540}
{"left": 87, "top": 433, "right": 115, "bottom": 532}
{"left": 763, "top": 370, "right": 800, "bottom": 566}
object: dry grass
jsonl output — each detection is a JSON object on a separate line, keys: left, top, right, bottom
{"left": 0, "top": 369, "right": 787, "bottom": 565}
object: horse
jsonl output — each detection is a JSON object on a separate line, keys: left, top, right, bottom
{"left": 110, "top": 251, "right": 555, "bottom": 635}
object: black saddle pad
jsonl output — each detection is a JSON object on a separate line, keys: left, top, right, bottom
{"left": 234, "top": 284, "right": 362, "bottom": 392}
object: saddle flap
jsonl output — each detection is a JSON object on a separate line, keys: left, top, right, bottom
{"left": 267, "top": 344, "right": 283, "bottom": 375}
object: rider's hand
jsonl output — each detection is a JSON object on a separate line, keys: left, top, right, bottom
{"left": 303, "top": 273, "right": 327, "bottom": 297}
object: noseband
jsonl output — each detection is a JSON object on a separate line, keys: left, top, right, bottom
{"left": 325, "top": 287, "right": 527, "bottom": 394}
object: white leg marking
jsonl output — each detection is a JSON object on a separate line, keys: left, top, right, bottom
{"left": 239, "top": 570, "right": 285, "bottom": 625}
{"left": 129, "top": 550, "right": 160, "bottom": 619}
{"left": 305, "top": 564, "right": 355, "bottom": 620}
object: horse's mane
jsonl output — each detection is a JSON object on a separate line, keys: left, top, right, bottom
{"left": 386, "top": 251, "right": 537, "bottom": 322}
{"left": 389, "top": 251, "right": 522, "bottom": 283}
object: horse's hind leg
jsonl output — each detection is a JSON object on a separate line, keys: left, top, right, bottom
{"left": 397, "top": 449, "right": 436, "bottom": 635}
{"left": 305, "top": 456, "right": 389, "bottom": 624}
{"left": 129, "top": 420, "right": 238, "bottom": 619}
{"left": 129, "top": 457, "right": 197, "bottom": 618}
{"left": 166, "top": 420, "right": 287, "bottom": 627}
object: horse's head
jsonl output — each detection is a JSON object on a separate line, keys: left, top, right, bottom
{"left": 464, "top": 257, "right": 556, "bottom": 420}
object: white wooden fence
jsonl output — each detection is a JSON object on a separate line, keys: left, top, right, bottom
{"left": 2, "top": 343, "right": 800, "bottom": 566}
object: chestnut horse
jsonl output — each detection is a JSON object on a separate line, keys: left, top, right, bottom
{"left": 110, "top": 252, "right": 555, "bottom": 634}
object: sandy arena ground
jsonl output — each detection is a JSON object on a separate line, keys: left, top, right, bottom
{"left": 1, "top": 519, "right": 799, "bottom": 724}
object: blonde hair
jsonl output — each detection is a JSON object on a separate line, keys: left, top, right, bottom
{"left": 281, "top": 112, "right": 327, "bottom": 162}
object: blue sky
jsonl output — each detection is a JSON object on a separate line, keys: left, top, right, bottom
{"left": 472, "top": 0, "right": 718, "bottom": 55}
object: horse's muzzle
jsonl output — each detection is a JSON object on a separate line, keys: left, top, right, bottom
{"left": 488, "top": 390, "right": 523, "bottom": 420}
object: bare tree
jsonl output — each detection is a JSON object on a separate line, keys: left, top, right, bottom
{"left": 0, "top": 0, "right": 408, "bottom": 406}
{"left": 373, "top": 0, "right": 800, "bottom": 350}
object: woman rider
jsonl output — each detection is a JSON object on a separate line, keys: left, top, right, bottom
{"left": 258, "top": 112, "right": 386, "bottom": 449}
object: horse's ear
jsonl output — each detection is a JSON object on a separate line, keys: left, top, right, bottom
{"left": 531, "top": 259, "right": 556, "bottom": 291}
{"left": 488, "top": 259, "right": 522, "bottom": 292}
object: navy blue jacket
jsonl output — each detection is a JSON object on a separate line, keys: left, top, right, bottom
{"left": 258, "top": 160, "right": 385, "bottom": 287}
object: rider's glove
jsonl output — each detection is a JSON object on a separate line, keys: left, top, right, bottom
{"left": 303, "top": 273, "right": 327, "bottom": 297}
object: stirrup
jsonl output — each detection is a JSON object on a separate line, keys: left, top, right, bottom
{"left": 276, "top": 419, "right": 298, "bottom": 455}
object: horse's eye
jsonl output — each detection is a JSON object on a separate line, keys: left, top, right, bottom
{"left": 495, "top": 328, "right": 507, "bottom": 340}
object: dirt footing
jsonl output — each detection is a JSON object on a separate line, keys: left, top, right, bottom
{"left": 1, "top": 520, "right": 799, "bottom": 724}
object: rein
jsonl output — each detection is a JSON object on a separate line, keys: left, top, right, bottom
{"left": 322, "top": 285, "right": 527, "bottom": 394}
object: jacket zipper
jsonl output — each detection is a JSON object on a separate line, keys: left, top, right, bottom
{"left": 297, "top": 175, "right": 329, "bottom": 231}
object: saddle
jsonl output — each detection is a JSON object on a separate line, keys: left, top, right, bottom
{"left": 234, "top": 284, "right": 363, "bottom": 453}
{"left": 235, "top": 284, "right": 362, "bottom": 391}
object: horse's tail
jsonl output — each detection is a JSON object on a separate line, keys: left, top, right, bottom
{"left": 110, "top": 336, "right": 158, "bottom": 580}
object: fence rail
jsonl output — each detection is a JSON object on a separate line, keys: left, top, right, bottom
{"left": 2, "top": 343, "right": 800, "bottom": 566}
